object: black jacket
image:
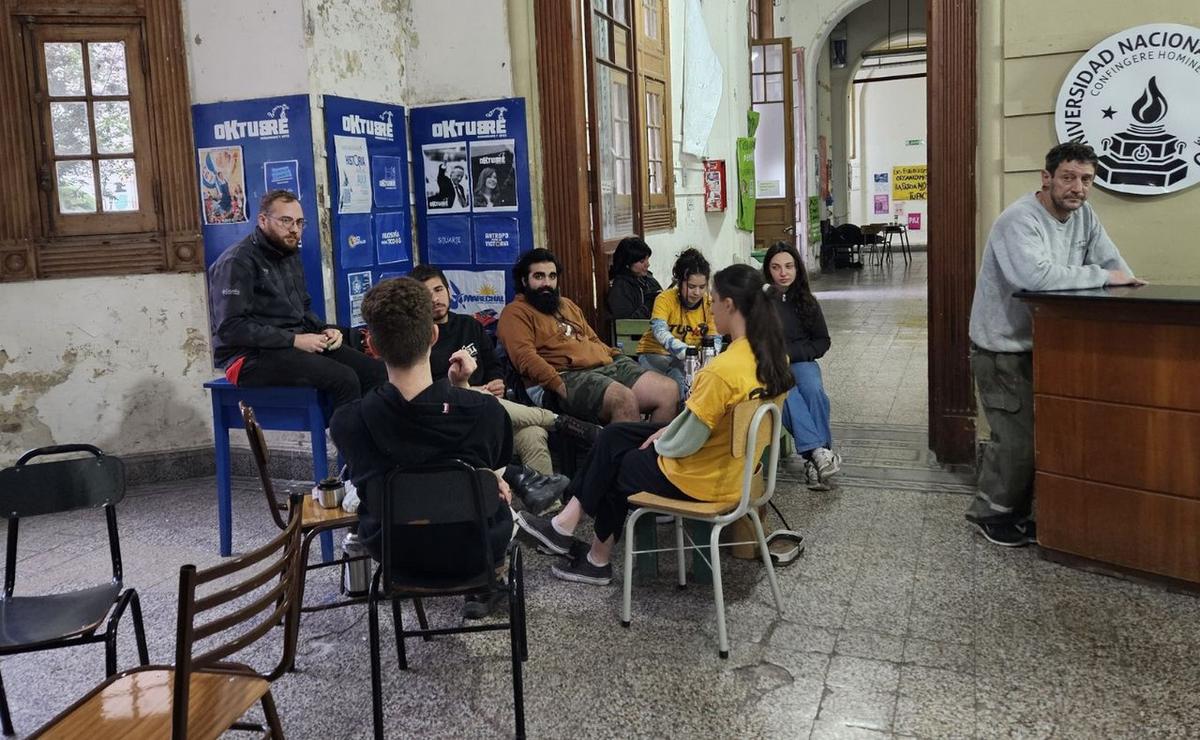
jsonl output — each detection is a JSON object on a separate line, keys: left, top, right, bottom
{"left": 772, "top": 292, "right": 831, "bottom": 363}
{"left": 207, "top": 228, "right": 327, "bottom": 367}
{"left": 606, "top": 272, "right": 663, "bottom": 319}
{"left": 330, "top": 380, "right": 512, "bottom": 562}
{"left": 430, "top": 312, "right": 504, "bottom": 387}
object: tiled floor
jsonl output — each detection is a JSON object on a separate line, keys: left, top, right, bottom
{"left": 4, "top": 253, "right": 1198, "bottom": 738}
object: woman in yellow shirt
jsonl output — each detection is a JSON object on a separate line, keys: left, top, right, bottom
{"left": 516, "top": 264, "right": 793, "bottom": 585}
{"left": 636, "top": 248, "right": 723, "bottom": 398}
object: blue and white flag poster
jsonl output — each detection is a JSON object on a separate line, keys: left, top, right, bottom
{"left": 375, "top": 211, "right": 409, "bottom": 264}
{"left": 338, "top": 214, "right": 374, "bottom": 268}
{"left": 427, "top": 217, "right": 472, "bottom": 264}
{"left": 263, "top": 159, "right": 300, "bottom": 197}
{"left": 445, "top": 269, "right": 508, "bottom": 318}
{"left": 348, "top": 271, "right": 373, "bottom": 327}
{"left": 473, "top": 216, "right": 520, "bottom": 265}
{"left": 372, "top": 155, "right": 404, "bottom": 208}
{"left": 334, "top": 135, "right": 372, "bottom": 213}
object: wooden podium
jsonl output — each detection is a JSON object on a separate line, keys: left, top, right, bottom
{"left": 1018, "top": 285, "right": 1200, "bottom": 587}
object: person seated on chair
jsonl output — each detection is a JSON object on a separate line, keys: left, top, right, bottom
{"left": 330, "top": 277, "right": 514, "bottom": 619}
{"left": 635, "top": 248, "right": 722, "bottom": 398}
{"left": 208, "top": 189, "right": 385, "bottom": 408}
{"left": 410, "top": 264, "right": 600, "bottom": 514}
{"left": 762, "top": 242, "right": 841, "bottom": 490}
{"left": 515, "top": 264, "right": 793, "bottom": 585}
{"left": 606, "top": 236, "right": 662, "bottom": 319}
{"left": 497, "top": 248, "right": 678, "bottom": 425}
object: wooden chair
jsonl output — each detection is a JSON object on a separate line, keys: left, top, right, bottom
{"left": 31, "top": 493, "right": 306, "bottom": 739}
{"left": 239, "top": 402, "right": 428, "bottom": 670}
{"left": 620, "top": 395, "right": 786, "bottom": 658}
{"left": 0, "top": 445, "right": 150, "bottom": 737}
{"left": 368, "top": 461, "right": 528, "bottom": 740}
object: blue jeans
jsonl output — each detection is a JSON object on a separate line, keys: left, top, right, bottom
{"left": 783, "top": 361, "right": 832, "bottom": 454}
{"left": 637, "top": 353, "right": 686, "bottom": 399}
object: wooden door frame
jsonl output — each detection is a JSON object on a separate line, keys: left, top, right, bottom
{"left": 750, "top": 37, "right": 795, "bottom": 252}
{"left": 926, "top": 0, "right": 976, "bottom": 464}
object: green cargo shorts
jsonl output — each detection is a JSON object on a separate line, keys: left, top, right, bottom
{"left": 558, "top": 355, "right": 647, "bottom": 422}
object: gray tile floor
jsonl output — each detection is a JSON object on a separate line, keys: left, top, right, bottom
{"left": 5, "top": 253, "right": 1199, "bottom": 738}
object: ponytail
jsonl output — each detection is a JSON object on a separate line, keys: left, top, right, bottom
{"left": 712, "top": 264, "right": 794, "bottom": 398}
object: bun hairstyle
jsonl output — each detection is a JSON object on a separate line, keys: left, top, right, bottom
{"left": 671, "top": 247, "right": 710, "bottom": 287}
{"left": 712, "top": 264, "right": 794, "bottom": 398}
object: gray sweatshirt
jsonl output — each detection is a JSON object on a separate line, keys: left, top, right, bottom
{"left": 968, "top": 192, "right": 1132, "bottom": 353}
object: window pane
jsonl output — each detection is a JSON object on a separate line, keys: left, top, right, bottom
{"left": 611, "top": 0, "right": 628, "bottom": 24}
{"left": 593, "top": 0, "right": 607, "bottom": 11}
{"left": 643, "top": 0, "right": 660, "bottom": 39}
{"left": 613, "top": 26, "right": 630, "bottom": 67}
{"left": 766, "top": 44, "right": 784, "bottom": 73}
{"left": 595, "top": 65, "right": 634, "bottom": 240}
{"left": 94, "top": 101, "right": 133, "bottom": 153}
{"left": 766, "top": 73, "right": 784, "bottom": 101}
{"left": 593, "top": 16, "right": 611, "bottom": 63}
{"left": 99, "top": 159, "right": 138, "bottom": 211}
{"left": 50, "top": 102, "right": 92, "bottom": 155}
{"left": 56, "top": 160, "right": 97, "bottom": 213}
{"left": 752, "top": 75, "right": 765, "bottom": 103}
{"left": 44, "top": 42, "right": 85, "bottom": 96}
{"left": 645, "top": 90, "right": 665, "bottom": 195}
{"left": 751, "top": 48, "right": 764, "bottom": 74}
{"left": 88, "top": 42, "right": 129, "bottom": 95}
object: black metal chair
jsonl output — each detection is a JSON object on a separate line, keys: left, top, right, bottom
{"left": 367, "top": 460, "right": 528, "bottom": 740}
{"left": 0, "top": 444, "right": 150, "bottom": 736}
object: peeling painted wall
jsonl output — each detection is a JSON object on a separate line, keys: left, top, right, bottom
{"left": 303, "top": 0, "right": 410, "bottom": 103}
{"left": 404, "top": 0, "right": 514, "bottom": 104}
{"left": 0, "top": 274, "right": 213, "bottom": 464}
{"left": 184, "top": 0, "right": 310, "bottom": 103}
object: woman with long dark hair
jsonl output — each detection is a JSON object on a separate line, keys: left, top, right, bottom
{"left": 516, "top": 264, "right": 793, "bottom": 585}
{"left": 762, "top": 241, "right": 840, "bottom": 489}
{"left": 635, "top": 248, "right": 722, "bottom": 397}
{"left": 472, "top": 166, "right": 512, "bottom": 208}
{"left": 606, "top": 236, "right": 662, "bottom": 319}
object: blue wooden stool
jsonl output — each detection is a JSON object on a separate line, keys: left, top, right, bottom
{"left": 205, "top": 379, "right": 336, "bottom": 560}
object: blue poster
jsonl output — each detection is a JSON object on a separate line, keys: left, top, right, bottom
{"left": 409, "top": 98, "right": 533, "bottom": 306}
{"left": 323, "top": 95, "right": 410, "bottom": 326}
{"left": 347, "top": 271, "right": 372, "bottom": 327}
{"left": 193, "top": 95, "right": 325, "bottom": 320}
{"left": 374, "top": 211, "right": 409, "bottom": 264}
{"left": 339, "top": 214, "right": 374, "bottom": 269}
{"left": 427, "top": 217, "right": 472, "bottom": 264}
{"left": 473, "top": 216, "right": 520, "bottom": 265}
{"left": 372, "top": 155, "right": 404, "bottom": 208}
{"left": 263, "top": 159, "right": 300, "bottom": 196}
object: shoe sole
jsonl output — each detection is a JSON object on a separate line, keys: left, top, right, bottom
{"left": 806, "top": 481, "right": 832, "bottom": 491}
{"left": 515, "top": 512, "right": 571, "bottom": 555}
{"left": 550, "top": 564, "right": 612, "bottom": 586}
{"left": 970, "top": 521, "right": 1029, "bottom": 548}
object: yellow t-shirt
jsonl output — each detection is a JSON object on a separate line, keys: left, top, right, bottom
{"left": 658, "top": 337, "right": 765, "bottom": 502}
{"left": 636, "top": 288, "right": 718, "bottom": 356}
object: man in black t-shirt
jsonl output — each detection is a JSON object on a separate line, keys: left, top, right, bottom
{"left": 411, "top": 265, "right": 600, "bottom": 513}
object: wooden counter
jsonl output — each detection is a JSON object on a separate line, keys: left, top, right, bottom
{"left": 1018, "top": 285, "right": 1200, "bottom": 586}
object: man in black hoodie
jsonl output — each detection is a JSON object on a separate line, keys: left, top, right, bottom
{"left": 330, "top": 277, "right": 514, "bottom": 618}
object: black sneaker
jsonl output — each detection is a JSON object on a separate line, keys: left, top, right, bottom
{"left": 1017, "top": 520, "right": 1037, "bottom": 544}
{"left": 504, "top": 465, "right": 568, "bottom": 515}
{"left": 553, "top": 414, "right": 602, "bottom": 446}
{"left": 462, "top": 584, "right": 508, "bottom": 620}
{"left": 515, "top": 512, "right": 579, "bottom": 556}
{"left": 970, "top": 519, "right": 1029, "bottom": 548}
{"left": 551, "top": 554, "right": 613, "bottom": 585}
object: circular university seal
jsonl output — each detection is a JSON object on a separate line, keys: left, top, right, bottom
{"left": 1055, "top": 23, "right": 1200, "bottom": 196}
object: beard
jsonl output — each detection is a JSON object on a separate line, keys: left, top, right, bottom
{"left": 525, "top": 286, "right": 560, "bottom": 314}
{"left": 262, "top": 229, "right": 299, "bottom": 253}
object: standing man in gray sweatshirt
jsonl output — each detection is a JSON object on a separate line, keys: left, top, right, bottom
{"left": 966, "top": 142, "right": 1143, "bottom": 547}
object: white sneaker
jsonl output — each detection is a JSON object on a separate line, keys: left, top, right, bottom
{"left": 782, "top": 454, "right": 809, "bottom": 475}
{"left": 811, "top": 448, "right": 842, "bottom": 479}
{"left": 803, "top": 460, "right": 831, "bottom": 491}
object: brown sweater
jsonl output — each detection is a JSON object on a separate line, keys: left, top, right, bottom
{"left": 497, "top": 294, "right": 619, "bottom": 395}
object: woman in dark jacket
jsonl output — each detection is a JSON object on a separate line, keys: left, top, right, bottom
{"left": 606, "top": 236, "right": 662, "bottom": 319}
{"left": 762, "top": 241, "right": 840, "bottom": 489}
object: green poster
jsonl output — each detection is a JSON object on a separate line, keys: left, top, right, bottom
{"left": 736, "top": 110, "right": 760, "bottom": 232}
{"left": 807, "top": 196, "right": 821, "bottom": 244}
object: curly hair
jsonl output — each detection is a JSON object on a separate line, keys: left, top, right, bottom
{"left": 671, "top": 247, "right": 710, "bottom": 287}
{"left": 1045, "top": 142, "right": 1098, "bottom": 175}
{"left": 361, "top": 277, "right": 432, "bottom": 368}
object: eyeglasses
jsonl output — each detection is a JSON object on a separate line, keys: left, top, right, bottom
{"left": 268, "top": 215, "right": 307, "bottom": 231}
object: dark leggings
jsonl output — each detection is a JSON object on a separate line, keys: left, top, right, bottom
{"left": 568, "top": 421, "right": 694, "bottom": 542}
{"left": 239, "top": 345, "right": 387, "bottom": 408}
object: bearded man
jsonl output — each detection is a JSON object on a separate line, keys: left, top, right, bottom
{"left": 496, "top": 248, "right": 678, "bottom": 425}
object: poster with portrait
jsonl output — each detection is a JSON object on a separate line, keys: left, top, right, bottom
{"left": 198, "top": 146, "right": 248, "bottom": 225}
{"left": 468, "top": 139, "right": 518, "bottom": 212}
{"left": 334, "top": 135, "right": 372, "bottom": 214}
{"left": 422, "top": 142, "right": 471, "bottom": 213}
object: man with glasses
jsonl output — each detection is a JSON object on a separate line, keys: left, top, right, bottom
{"left": 209, "top": 189, "right": 385, "bottom": 407}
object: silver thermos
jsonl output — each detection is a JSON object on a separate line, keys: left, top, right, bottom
{"left": 700, "top": 334, "right": 717, "bottom": 366}
{"left": 683, "top": 347, "right": 700, "bottom": 396}
{"left": 341, "top": 531, "right": 371, "bottom": 597}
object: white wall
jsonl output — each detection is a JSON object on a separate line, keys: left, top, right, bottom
{"left": 405, "top": 0, "right": 515, "bottom": 105}
{"left": 185, "top": 0, "right": 309, "bottom": 103}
